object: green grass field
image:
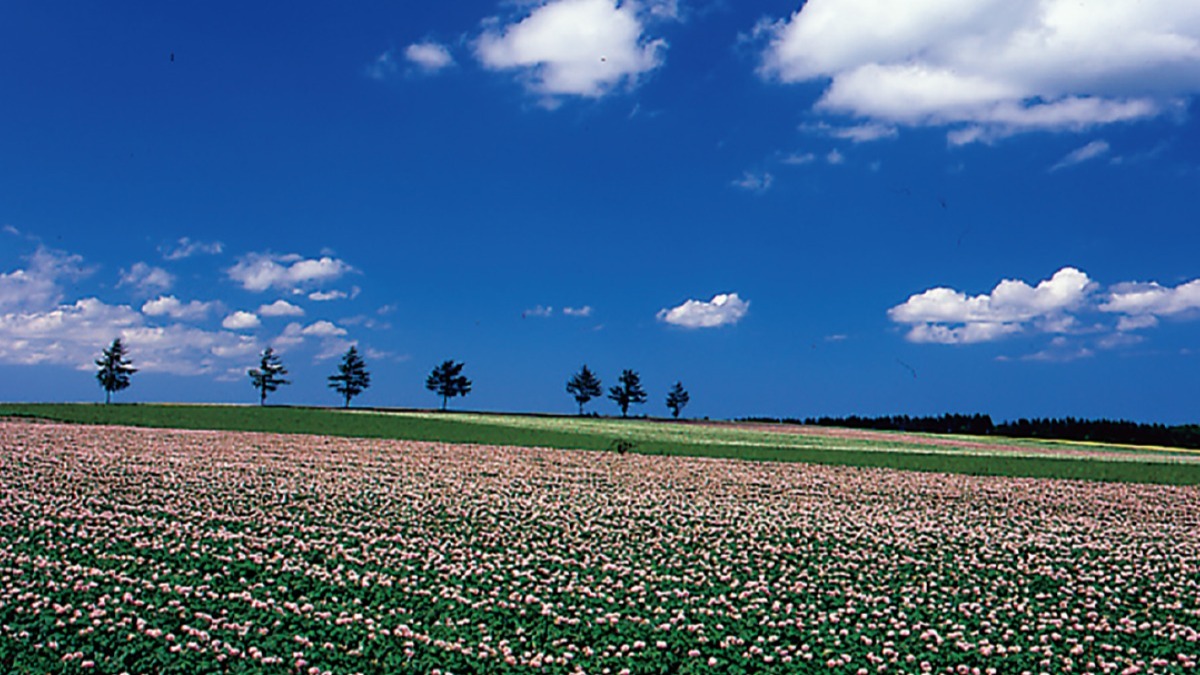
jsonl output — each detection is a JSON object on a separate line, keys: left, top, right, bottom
{"left": 3, "top": 402, "right": 1199, "bottom": 485}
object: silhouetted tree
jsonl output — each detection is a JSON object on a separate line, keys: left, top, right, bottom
{"left": 95, "top": 337, "right": 136, "bottom": 404}
{"left": 248, "top": 347, "right": 290, "bottom": 406}
{"left": 607, "top": 369, "right": 647, "bottom": 418}
{"left": 665, "top": 381, "right": 690, "bottom": 419}
{"left": 328, "top": 346, "right": 370, "bottom": 408}
{"left": 566, "top": 364, "right": 603, "bottom": 415}
{"left": 426, "top": 360, "right": 471, "bottom": 410}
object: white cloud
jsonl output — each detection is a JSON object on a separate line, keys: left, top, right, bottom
{"left": 301, "top": 320, "right": 347, "bottom": 337}
{"left": 227, "top": 253, "right": 353, "bottom": 292}
{"left": 258, "top": 299, "right": 305, "bottom": 317}
{"left": 308, "top": 289, "right": 348, "bottom": 302}
{"left": 0, "top": 297, "right": 257, "bottom": 375}
{"left": 826, "top": 149, "right": 845, "bottom": 165}
{"left": 1050, "top": 140, "right": 1111, "bottom": 171}
{"left": 802, "top": 121, "right": 898, "bottom": 143}
{"left": 658, "top": 292, "right": 749, "bottom": 329}
{"left": 118, "top": 262, "right": 174, "bottom": 295}
{"left": 524, "top": 305, "right": 553, "bottom": 318}
{"left": 563, "top": 305, "right": 593, "bottom": 317}
{"left": 757, "top": 0, "right": 1200, "bottom": 142}
{"left": 406, "top": 41, "right": 455, "bottom": 72}
{"left": 141, "top": 295, "right": 215, "bottom": 321}
{"left": 889, "top": 267, "right": 1095, "bottom": 344}
{"left": 161, "top": 237, "right": 223, "bottom": 260}
{"left": 732, "top": 171, "right": 774, "bottom": 193}
{"left": 222, "top": 311, "right": 261, "bottom": 330}
{"left": 0, "top": 247, "right": 91, "bottom": 312}
{"left": 476, "top": 0, "right": 667, "bottom": 99}
{"left": 1100, "top": 278, "right": 1200, "bottom": 317}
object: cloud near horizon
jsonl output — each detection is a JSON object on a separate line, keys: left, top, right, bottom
{"left": 658, "top": 293, "right": 749, "bottom": 329}
{"left": 0, "top": 243, "right": 366, "bottom": 376}
{"left": 891, "top": 267, "right": 1200, "bottom": 347}
{"left": 756, "top": 0, "right": 1200, "bottom": 144}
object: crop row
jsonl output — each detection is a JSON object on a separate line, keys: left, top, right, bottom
{"left": 1, "top": 421, "right": 1198, "bottom": 674}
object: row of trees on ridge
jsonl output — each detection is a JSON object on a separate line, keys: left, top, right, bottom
{"left": 566, "top": 365, "right": 689, "bottom": 418}
{"left": 96, "top": 340, "right": 691, "bottom": 417}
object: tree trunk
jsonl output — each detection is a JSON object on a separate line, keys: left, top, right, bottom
{"left": 105, "top": 390, "right": 111, "bottom": 405}
{"left": 441, "top": 394, "right": 448, "bottom": 411}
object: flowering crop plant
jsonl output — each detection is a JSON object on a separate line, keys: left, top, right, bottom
{"left": 1, "top": 420, "right": 1198, "bottom": 674}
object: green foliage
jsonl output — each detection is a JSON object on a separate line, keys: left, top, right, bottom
{"left": 95, "top": 337, "right": 137, "bottom": 404}
{"left": 328, "top": 346, "right": 371, "bottom": 407}
{"left": 247, "top": 347, "right": 290, "bottom": 406}
{"left": 565, "top": 364, "right": 603, "bottom": 415}
{"left": 608, "top": 438, "right": 637, "bottom": 454}
{"left": 425, "top": 359, "right": 471, "bottom": 410}
{"left": 607, "top": 369, "right": 647, "bottom": 418}
{"left": 665, "top": 381, "right": 690, "bottom": 419}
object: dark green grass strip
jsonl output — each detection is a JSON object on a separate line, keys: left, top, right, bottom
{"left": 3, "top": 403, "right": 1199, "bottom": 486}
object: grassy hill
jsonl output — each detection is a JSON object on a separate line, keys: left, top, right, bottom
{"left": 2, "top": 402, "right": 1199, "bottom": 485}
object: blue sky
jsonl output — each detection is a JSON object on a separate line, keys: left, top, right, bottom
{"left": 2, "top": 1, "right": 1199, "bottom": 422}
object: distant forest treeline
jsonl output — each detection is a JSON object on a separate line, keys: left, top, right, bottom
{"left": 739, "top": 414, "right": 1200, "bottom": 450}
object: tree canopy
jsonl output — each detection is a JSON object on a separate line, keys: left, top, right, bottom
{"left": 566, "top": 364, "right": 603, "bottom": 415}
{"left": 328, "top": 346, "right": 371, "bottom": 407}
{"left": 248, "top": 347, "right": 290, "bottom": 406}
{"left": 426, "top": 360, "right": 471, "bottom": 410}
{"left": 95, "top": 337, "right": 136, "bottom": 404}
{"left": 607, "top": 369, "right": 647, "bottom": 418}
{"left": 665, "top": 381, "right": 690, "bottom": 419}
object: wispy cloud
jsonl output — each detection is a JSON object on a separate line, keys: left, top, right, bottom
{"left": 405, "top": 41, "right": 455, "bottom": 73}
{"left": 731, "top": 171, "right": 774, "bottom": 193}
{"left": 161, "top": 237, "right": 223, "bottom": 260}
{"left": 118, "top": 262, "right": 174, "bottom": 295}
{"left": 1050, "top": 140, "right": 1111, "bottom": 171}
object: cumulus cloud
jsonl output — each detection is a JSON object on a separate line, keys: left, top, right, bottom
{"left": 0, "top": 247, "right": 91, "bottom": 312}
{"left": 222, "top": 311, "right": 261, "bottom": 330}
{"left": 227, "top": 253, "right": 353, "bottom": 293}
{"left": 826, "top": 149, "right": 845, "bottom": 165}
{"left": 1050, "top": 140, "right": 1111, "bottom": 171}
{"left": 118, "top": 262, "right": 174, "bottom": 295}
{"left": 889, "top": 267, "right": 1095, "bottom": 344}
{"left": 301, "top": 320, "right": 348, "bottom": 337}
{"left": 563, "top": 305, "right": 593, "bottom": 317}
{"left": 757, "top": 0, "right": 1200, "bottom": 143}
{"left": 731, "top": 171, "right": 774, "bottom": 193}
{"left": 0, "top": 296, "right": 257, "bottom": 375}
{"left": 476, "top": 0, "right": 667, "bottom": 99}
{"left": 161, "top": 237, "right": 223, "bottom": 260}
{"left": 658, "top": 293, "right": 749, "bottom": 329}
{"left": 524, "top": 305, "right": 553, "bottom": 318}
{"left": 141, "top": 295, "right": 215, "bottom": 321}
{"left": 406, "top": 41, "right": 455, "bottom": 72}
{"left": 258, "top": 299, "right": 305, "bottom": 317}
{"left": 1100, "top": 278, "right": 1200, "bottom": 318}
